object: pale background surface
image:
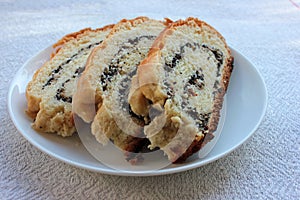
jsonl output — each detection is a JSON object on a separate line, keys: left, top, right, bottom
{"left": 1, "top": 0, "right": 299, "bottom": 199}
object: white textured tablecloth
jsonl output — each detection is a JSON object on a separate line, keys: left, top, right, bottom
{"left": 1, "top": 0, "right": 299, "bottom": 199}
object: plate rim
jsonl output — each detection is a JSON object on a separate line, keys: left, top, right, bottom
{"left": 7, "top": 45, "right": 268, "bottom": 176}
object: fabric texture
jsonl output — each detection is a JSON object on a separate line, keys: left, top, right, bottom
{"left": 0, "top": 0, "right": 299, "bottom": 199}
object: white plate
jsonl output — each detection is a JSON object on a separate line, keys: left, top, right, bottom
{"left": 7, "top": 45, "right": 267, "bottom": 176}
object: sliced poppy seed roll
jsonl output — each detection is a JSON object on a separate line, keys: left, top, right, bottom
{"left": 26, "top": 25, "right": 113, "bottom": 136}
{"left": 134, "top": 17, "right": 234, "bottom": 162}
{"left": 73, "top": 17, "right": 172, "bottom": 153}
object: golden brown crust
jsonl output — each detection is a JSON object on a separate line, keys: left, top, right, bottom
{"left": 51, "top": 28, "right": 91, "bottom": 58}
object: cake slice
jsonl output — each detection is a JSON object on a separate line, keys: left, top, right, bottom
{"left": 26, "top": 25, "right": 113, "bottom": 136}
{"left": 133, "top": 17, "right": 234, "bottom": 162}
{"left": 73, "top": 17, "right": 171, "bottom": 154}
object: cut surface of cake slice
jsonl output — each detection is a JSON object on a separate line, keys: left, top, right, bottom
{"left": 26, "top": 25, "right": 113, "bottom": 136}
{"left": 134, "top": 17, "right": 234, "bottom": 162}
{"left": 73, "top": 17, "right": 171, "bottom": 153}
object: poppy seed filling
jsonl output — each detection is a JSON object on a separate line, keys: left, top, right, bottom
{"left": 99, "top": 35, "right": 156, "bottom": 125}
{"left": 43, "top": 41, "right": 102, "bottom": 90}
{"left": 163, "top": 43, "right": 224, "bottom": 99}
{"left": 99, "top": 35, "right": 156, "bottom": 92}
{"left": 161, "top": 43, "right": 224, "bottom": 135}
